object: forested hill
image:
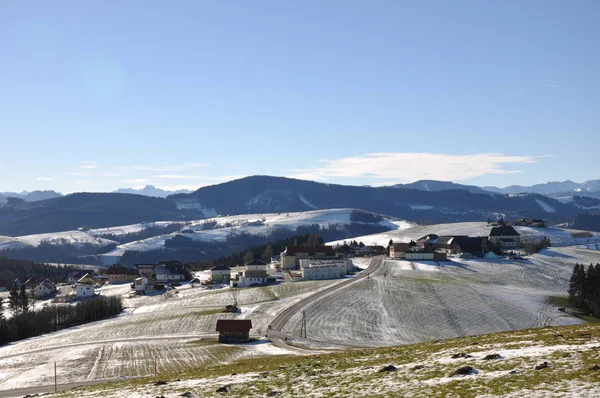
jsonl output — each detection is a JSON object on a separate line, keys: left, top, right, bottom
{"left": 0, "top": 193, "right": 204, "bottom": 236}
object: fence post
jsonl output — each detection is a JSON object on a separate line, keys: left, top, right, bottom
{"left": 54, "top": 362, "right": 57, "bottom": 393}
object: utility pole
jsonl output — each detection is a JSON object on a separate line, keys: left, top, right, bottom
{"left": 300, "top": 310, "right": 307, "bottom": 338}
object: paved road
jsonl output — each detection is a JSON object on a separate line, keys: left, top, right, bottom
{"left": 267, "top": 256, "right": 384, "bottom": 349}
{"left": 0, "top": 378, "right": 129, "bottom": 398}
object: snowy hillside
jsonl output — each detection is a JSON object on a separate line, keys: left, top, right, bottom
{"left": 0, "top": 209, "right": 412, "bottom": 264}
{"left": 98, "top": 209, "right": 413, "bottom": 263}
{"left": 0, "top": 230, "right": 118, "bottom": 251}
{"left": 328, "top": 222, "right": 600, "bottom": 247}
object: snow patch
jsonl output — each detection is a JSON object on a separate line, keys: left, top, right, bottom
{"left": 535, "top": 199, "right": 556, "bottom": 213}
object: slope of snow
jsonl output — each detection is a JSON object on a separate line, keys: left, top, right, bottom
{"left": 97, "top": 209, "right": 412, "bottom": 262}
{"left": 0, "top": 231, "right": 118, "bottom": 251}
{"left": 535, "top": 198, "right": 556, "bottom": 213}
{"left": 88, "top": 221, "right": 181, "bottom": 236}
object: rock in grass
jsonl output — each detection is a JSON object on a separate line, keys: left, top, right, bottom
{"left": 379, "top": 365, "right": 397, "bottom": 372}
{"left": 180, "top": 393, "right": 195, "bottom": 397}
{"left": 216, "top": 386, "right": 229, "bottom": 393}
{"left": 590, "top": 364, "right": 600, "bottom": 371}
{"left": 535, "top": 362, "right": 550, "bottom": 370}
{"left": 450, "top": 366, "right": 478, "bottom": 377}
{"left": 154, "top": 380, "right": 168, "bottom": 386}
{"left": 509, "top": 370, "right": 519, "bottom": 375}
{"left": 483, "top": 354, "right": 502, "bottom": 360}
{"left": 451, "top": 352, "right": 472, "bottom": 359}
{"left": 412, "top": 365, "right": 425, "bottom": 371}
{"left": 267, "top": 392, "right": 282, "bottom": 397}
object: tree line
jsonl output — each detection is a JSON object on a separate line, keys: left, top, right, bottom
{"left": 0, "top": 256, "right": 77, "bottom": 287}
{"left": 0, "top": 295, "right": 123, "bottom": 346}
{"left": 568, "top": 263, "right": 600, "bottom": 317}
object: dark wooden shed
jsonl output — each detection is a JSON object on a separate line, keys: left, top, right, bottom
{"left": 216, "top": 319, "right": 252, "bottom": 343}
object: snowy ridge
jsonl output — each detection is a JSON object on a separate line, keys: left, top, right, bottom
{"left": 328, "top": 222, "right": 600, "bottom": 247}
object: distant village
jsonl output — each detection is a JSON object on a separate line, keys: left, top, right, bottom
{"left": 5, "top": 217, "right": 549, "bottom": 306}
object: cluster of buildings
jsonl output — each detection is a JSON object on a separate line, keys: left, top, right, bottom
{"left": 389, "top": 222, "right": 524, "bottom": 260}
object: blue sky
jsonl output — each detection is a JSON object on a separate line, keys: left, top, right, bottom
{"left": 1, "top": 0, "right": 598, "bottom": 193}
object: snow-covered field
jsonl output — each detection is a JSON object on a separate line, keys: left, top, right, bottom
{"left": 282, "top": 246, "right": 599, "bottom": 347}
{"left": 0, "top": 279, "right": 341, "bottom": 391}
{"left": 328, "top": 222, "right": 600, "bottom": 247}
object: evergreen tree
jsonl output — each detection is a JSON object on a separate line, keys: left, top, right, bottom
{"left": 262, "top": 245, "right": 274, "bottom": 264}
{"left": 19, "top": 285, "right": 29, "bottom": 313}
{"left": 389, "top": 239, "right": 394, "bottom": 246}
{"left": 568, "top": 263, "right": 586, "bottom": 308}
{"left": 9, "top": 284, "right": 20, "bottom": 315}
{"left": 243, "top": 250, "right": 254, "bottom": 264}
{"left": 0, "top": 297, "right": 4, "bottom": 321}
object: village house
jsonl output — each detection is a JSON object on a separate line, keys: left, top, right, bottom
{"left": 136, "top": 264, "right": 156, "bottom": 278}
{"left": 67, "top": 270, "right": 95, "bottom": 284}
{"left": 514, "top": 218, "right": 546, "bottom": 228}
{"left": 33, "top": 279, "right": 57, "bottom": 298}
{"left": 14, "top": 277, "right": 37, "bottom": 290}
{"left": 216, "top": 319, "right": 252, "bottom": 343}
{"left": 199, "top": 265, "right": 231, "bottom": 284}
{"left": 75, "top": 275, "right": 95, "bottom": 299}
{"left": 230, "top": 260, "right": 275, "bottom": 288}
{"left": 489, "top": 225, "right": 521, "bottom": 249}
{"left": 280, "top": 246, "right": 336, "bottom": 269}
{"left": 106, "top": 264, "right": 139, "bottom": 284}
{"left": 154, "top": 263, "right": 186, "bottom": 283}
{"left": 405, "top": 246, "right": 447, "bottom": 261}
{"left": 134, "top": 277, "right": 155, "bottom": 294}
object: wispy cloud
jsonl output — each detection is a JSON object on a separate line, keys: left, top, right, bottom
{"left": 287, "top": 152, "right": 539, "bottom": 183}
{"left": 36, "top": 177, "right": 56, "bottom": 182}
{"left": 80, "top": 161, "right": 98, "bottom": 169}
{"left": 122, "top": 162, "right": 208, "bottom": 172}
{"left": 548, "top": 84, "right": 558, "bottom": 88}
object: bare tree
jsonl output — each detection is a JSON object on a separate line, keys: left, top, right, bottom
{"left": 229, "top": 287, "right": 240, "bottom": 309}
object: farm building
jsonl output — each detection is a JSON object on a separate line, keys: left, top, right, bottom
{"left": 390, "top": 243, "right": 412, "bottom": 259}
{"left": 298, "top": 258, "right": 352, "bottom": 281}
{"left": 280, "top": 245, "right": 335, "bottom": 269}
{"left": 435, "top": 236, "right": 488, "bottom": 256}
{"left": 216, "top": 319, "right": 252, "bottom": 343}
{"left": 489, "top": 225, "right": 521, "bottom": 248}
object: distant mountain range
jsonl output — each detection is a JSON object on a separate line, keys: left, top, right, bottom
{"left": 113, "top": 185, "right": 192, "bottom": 198}
{"left": 0, "top": 190, "right": 63, "bottom": 204}
{"left": 483, "top": 179, "right": 600, "bottom": 198}
{"left": 1, "top": 176, "right": 599, "bottom": 236}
